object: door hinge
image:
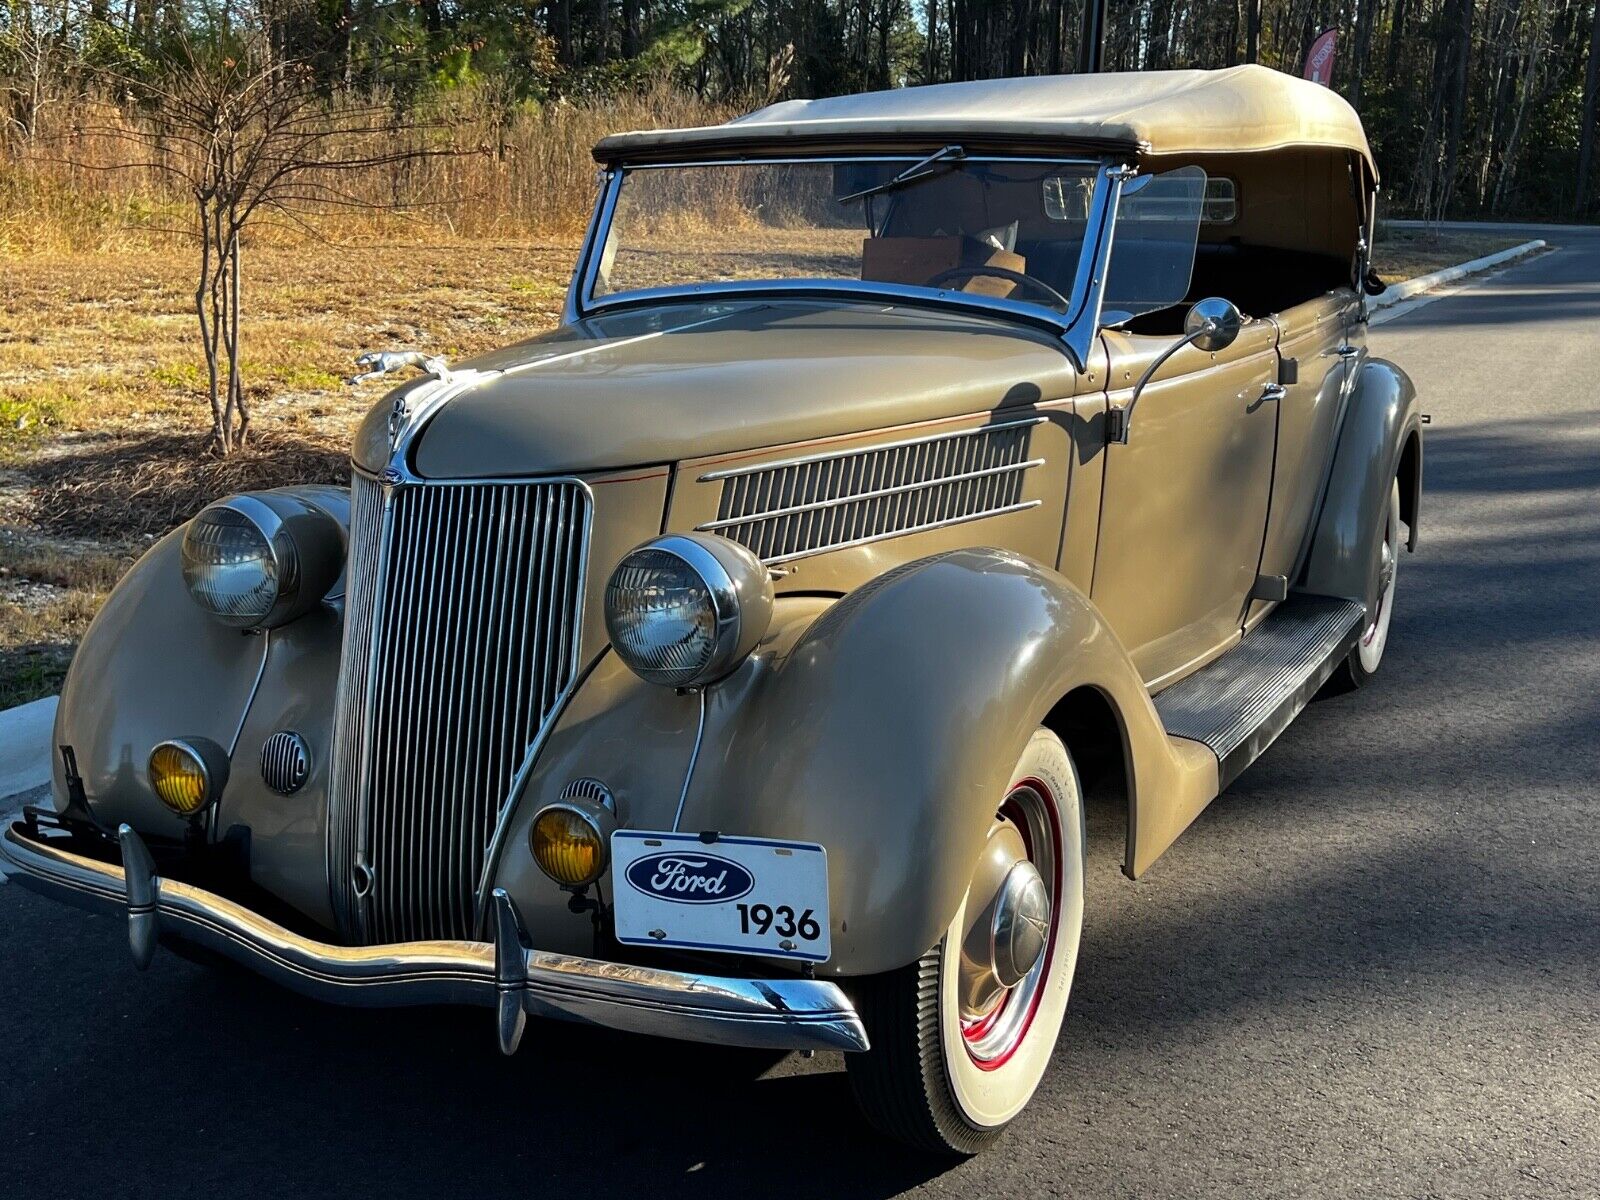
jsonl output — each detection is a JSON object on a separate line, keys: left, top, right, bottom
{"left": 1278, "top": 357, "right": 1299, "bottom": 385}
{"left": 1105, "top": 406, "right": 1128, "bottom": 445}
{"left": 1250, "top": 574, "right": 1289, "bottom": 602}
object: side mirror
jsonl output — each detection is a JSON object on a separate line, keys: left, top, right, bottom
{"left": 1183, "top": 297, "right": 1243, "bottom": 352}
{"left": 1108, "top": 296, "right": 1247, "bottom": 445}
{"left": 1362, "top": 266, "right": 1387, "bottom": 297}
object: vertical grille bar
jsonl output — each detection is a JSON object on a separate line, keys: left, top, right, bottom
{"left": 328, "top": 475, "right": 591, "bottom": 944}
{"left": 326, "top": 473, "right": 385, "bottom": 934}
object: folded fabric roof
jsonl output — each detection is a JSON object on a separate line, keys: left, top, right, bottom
{"left": 593, "top": 65, "right": 1376, "bottom": 180}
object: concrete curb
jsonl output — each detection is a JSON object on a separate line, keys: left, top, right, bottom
{"left": 0, "top": 695, "right": 55, "bottom": 805}
{"left": 1372, "top": 238, "right": 1546, "bottom": 311}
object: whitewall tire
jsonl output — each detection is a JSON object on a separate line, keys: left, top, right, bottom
{"left": 845, "top": 728, "right": 1085, "bottom": 1155}
{"left": 1327, "top": 476, "right": 1402, "bottom": 694}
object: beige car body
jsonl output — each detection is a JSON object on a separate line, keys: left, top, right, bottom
{"left": 9, "top": 68, "right": 1420, "bottom": 1023}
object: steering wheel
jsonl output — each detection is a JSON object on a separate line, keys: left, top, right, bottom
{"left": 924, "top": 265, "right": 1071, "bottom": 310}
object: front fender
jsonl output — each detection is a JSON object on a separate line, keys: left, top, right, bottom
{"left": 698, "top": 549, "right": 1220, "bottom": 974}
{"left": 502, "top": 549, "right": 1215, "bottom": 977}
{"left": 1299, "top": 357, "right": 1422, "bottom": 606}
{"left": 53, "top": 484, "right": 349, "bottom": 929}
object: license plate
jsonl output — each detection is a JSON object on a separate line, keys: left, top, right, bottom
{"left": 610, "top": 831, "right": 831, "bottom": 963}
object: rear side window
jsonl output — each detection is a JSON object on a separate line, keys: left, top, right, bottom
{"left": 1202, "top": 177, "right": 1238, "bottom": 224}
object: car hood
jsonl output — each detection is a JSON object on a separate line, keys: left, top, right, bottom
{"left": 354, "top": 300, "right": 1081, "bottom": 479}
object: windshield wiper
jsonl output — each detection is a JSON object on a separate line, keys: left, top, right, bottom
{"left": 836, "top": 145, "right": 967, "bottom": 205}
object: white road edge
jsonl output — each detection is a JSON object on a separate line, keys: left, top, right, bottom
{"left": 0, "top": 234, "right": 1554, "bottom": 828}
{"left": 1370, "top": 238, "right": 1546, "bottom": 326}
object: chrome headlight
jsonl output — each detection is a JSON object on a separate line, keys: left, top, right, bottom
{"left": 604, "top": 533, "right": 774, "bottom": 688}
{"left": 181, "top": 493, "right": 343, "bottom": 629}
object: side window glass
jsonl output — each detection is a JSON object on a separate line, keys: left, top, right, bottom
{"left": 1103, "top": 165, "right": 1206, "bottom": 320}
{"left": 1203, "top": 178, "right": 1238, "bottom": 224}
{"left": 1043, "top": 174, "right": 1094, "bottom": 221}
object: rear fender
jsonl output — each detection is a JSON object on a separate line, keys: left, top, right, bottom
{"left": 1299, "top": 357, "right": 1422, "bottom": 608}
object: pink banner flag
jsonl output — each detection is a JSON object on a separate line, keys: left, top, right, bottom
{"left": 1303, "top": 29, "right": 1338, "bottom": 85}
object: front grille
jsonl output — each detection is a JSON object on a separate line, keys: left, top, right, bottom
{"left": 327, "top": 473, "right": 590, "bottom": 943}
{"left": 699, "top": 418, "right": 1043, "bottom": 564}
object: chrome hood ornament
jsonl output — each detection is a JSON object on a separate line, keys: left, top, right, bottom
{"left": 348, "top": 349, "right": 454, "bottom": 387}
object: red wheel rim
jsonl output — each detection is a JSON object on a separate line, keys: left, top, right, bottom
{"left": 960, "top": 776, "right": 1063, "bottom": 1071}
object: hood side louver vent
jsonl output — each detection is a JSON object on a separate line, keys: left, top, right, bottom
{"left": 698, "top": 417, "right": 1044, "bottom": 564}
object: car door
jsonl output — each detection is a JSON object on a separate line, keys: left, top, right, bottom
{"left": 1251, "top": 292, "right": 1360, "bottom": 623}
{"left": 1092, "top": 321, "right": 1280, "bottom": 688}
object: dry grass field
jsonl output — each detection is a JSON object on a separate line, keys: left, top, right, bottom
{"left": 0, "top": 240, "right": 579, "bottom": 705}
{"left": 0, "top": 225, "right": 1519, "bottom": 707}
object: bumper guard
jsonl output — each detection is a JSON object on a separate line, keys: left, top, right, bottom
{"left": 1, "top": 821, "right": 868, "bottom": 1055}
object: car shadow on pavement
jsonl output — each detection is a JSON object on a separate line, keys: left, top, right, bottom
{"left": 1, "top": 896, "right": 954, "bottom": 1198}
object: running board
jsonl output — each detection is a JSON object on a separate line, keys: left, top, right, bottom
{"left": 1154, "top": 595, "right": 1365, "bottom": 788}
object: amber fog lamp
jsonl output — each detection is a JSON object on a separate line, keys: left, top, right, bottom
{"left": 604, "top": 533, "right": 775, "bottom": 689}
{"left": 530, "top": 800, "right": 616, "bottom": 887}
{"left": 182, "top": 493, "right": 344, "bottom": 630}
{"left": 148, "top": 738, "right": 229, "bottom": 816}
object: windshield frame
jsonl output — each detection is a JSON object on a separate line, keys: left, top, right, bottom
{"left": 565, "top": 153, "right": 1126, "bottom": 368}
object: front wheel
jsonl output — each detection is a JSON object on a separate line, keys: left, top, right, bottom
{"left": 845, "top": 728, "right": 1085, "bottom": 1155}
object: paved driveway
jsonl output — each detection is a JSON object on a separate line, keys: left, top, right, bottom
{"left": 2, "top": 229, "right": 1596, "bottom": 1199}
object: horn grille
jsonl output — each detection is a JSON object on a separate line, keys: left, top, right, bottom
{"left": 260, "top": 731, "right": 310, "bottom": 795}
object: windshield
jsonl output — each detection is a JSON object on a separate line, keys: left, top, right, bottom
{"left": 589, "top": 158, "right": 1102, "bottom": 318}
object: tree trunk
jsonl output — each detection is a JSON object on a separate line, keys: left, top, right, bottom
{"left": 1578, "top": 0, "right": 1600, "bottom": 213}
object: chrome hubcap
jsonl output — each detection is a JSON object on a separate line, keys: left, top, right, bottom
{"left": 957, "top": 782, "right": 1060, "bottom": 1064}
{"left": 991, "top": 862, "right": 1050, "bottom": 988}
{"left": 1363, "top": 499, "right": 1399, "bottom": 651}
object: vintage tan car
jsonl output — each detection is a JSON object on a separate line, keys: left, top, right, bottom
{"left": 4, "top": 65, "right": 1421, "bottom": 1153}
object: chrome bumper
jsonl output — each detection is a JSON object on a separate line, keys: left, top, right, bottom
{"left": 0, "top": 821, "right": 868, "bottom": 1055}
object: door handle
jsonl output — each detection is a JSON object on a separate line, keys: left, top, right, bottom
{"left": 1260, "top": 383, "right": 1287, "bottom": 402}
{"left": 1337, "top": 344, "right": 1361, "bottom": 359}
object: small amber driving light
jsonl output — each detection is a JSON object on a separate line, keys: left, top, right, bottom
{"left": 148, "top": 738, "right": 227, "bottom": 816}
{"left": 529, "top": 801, "right": 614, "bottom": 887}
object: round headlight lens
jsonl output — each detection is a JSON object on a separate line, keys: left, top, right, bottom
{"left": 605, "top": 546, "right": 720, "bottom": 687}
{"left": 182, "top": 503, "right": 285, "bottom": 627}
{"left": 604, "top": 535, "right": 773, "bottom": 689}
{"left": 148, "top": 740, "right": 217, "bottom": 815}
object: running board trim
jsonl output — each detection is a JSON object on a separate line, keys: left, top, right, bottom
{"left": 1154, "top": 595, "right": 1365, "bottom": 788}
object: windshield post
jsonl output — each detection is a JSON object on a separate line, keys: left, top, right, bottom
{"left": 1055, "top": 161, "right": 1132, "bottom": 370}
{"left": 566, "top": 166, "right": 623, "bottom": 326}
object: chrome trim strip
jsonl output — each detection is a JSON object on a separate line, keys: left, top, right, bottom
{"left": 760, "top": 500, "right": 1042, "bottom": 566}
{"left": 698, "top": 416, "right": 1047, "bottom": 482}
{"left": 0, "top": 824, "right": 868, "bottom": 1054}
{"left": 622, "top": 154, "right": 1102, "bottom": 170}
{"left": 698, "top": 459, "right": 1046, "bottom": 528}
{"left": 580, "top": 278, "right": 1075, "bottom": 339}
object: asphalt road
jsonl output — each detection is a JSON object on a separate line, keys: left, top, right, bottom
{"left": 3, "top": 230, "right": 1597, "bottom": 1199}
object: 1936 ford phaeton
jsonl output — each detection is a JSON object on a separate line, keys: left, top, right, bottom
{"left": 4, "top": 66, "right": 1421, "bottom": 1154}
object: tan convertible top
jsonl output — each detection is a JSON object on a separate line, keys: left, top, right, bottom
{"left": 593, "top": 65, "right": 1376, "bottom": 179}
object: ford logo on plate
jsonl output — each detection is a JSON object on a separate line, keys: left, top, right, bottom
{"left": 625, "top": 852, "right": 754, "bottom": 904}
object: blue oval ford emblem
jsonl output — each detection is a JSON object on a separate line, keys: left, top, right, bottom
{"left": 625, "top": 851, "right": 754, "bottom": 904}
